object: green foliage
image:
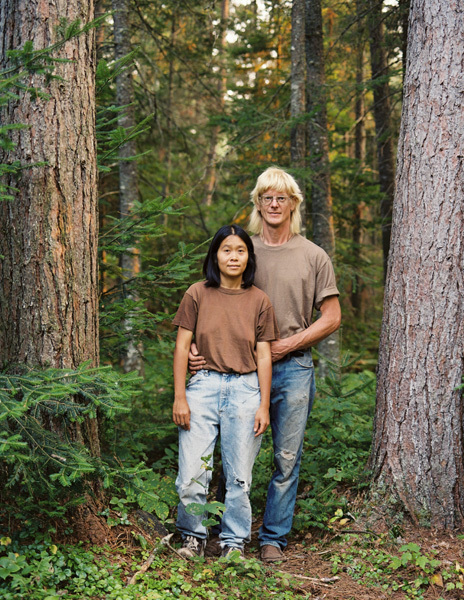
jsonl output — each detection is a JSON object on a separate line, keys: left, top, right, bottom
{"left": 249, "top": 365, "right": 375, "bottom": 530}
{"left": 94, "top": 43, "right": 207, "bottom": 367}
{"left": 184, "top": 454, "right": 226, "bottom": 528}
{"left": 328, "top": 533, "right": 464, "bottom": 599}
{"left": 0, "top": 364, "right": 133, "bottom": 498}
{"left": 0, "top": 532, "right": 306, "bottom": 600}
{"left": 295, "top": 363, "right": 375, "bottom": 529}
{"left": 96, "top": 51, "right": 153, "bottom": 173}
{"left": 0, "top": 362, "right": 181, "bottom": 526}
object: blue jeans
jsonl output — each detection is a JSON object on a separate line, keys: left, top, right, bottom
{"left": 258, "top": 349, "right": 316, "bottom": 549}
{"left": 176, "top": 369, "right": 262, "bottom": 549}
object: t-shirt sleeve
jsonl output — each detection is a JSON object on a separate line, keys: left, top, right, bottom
{"left": 314, "top": 257, "right": 340, "bottom": 311}
{"left": 256, "top": 299, "right": 280, "bottom": 342}
{"left": 172, "top": 291, "right": 198, "bottom": 332}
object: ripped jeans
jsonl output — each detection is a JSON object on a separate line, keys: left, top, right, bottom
{"left": 259, "top": 349, "right": 316, "bottom": 549}
{"left": 176, "top": 369, "right": 262, "bottom": 549}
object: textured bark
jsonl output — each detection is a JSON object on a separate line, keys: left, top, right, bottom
{"left": 112, "top": 0, "right": 143, "bottom": 375}
{"left": 367, "top": 0, "right": 396, "bottom": 281}
{"left": 305, "top": 0, "right": 339, "bottom": 372}
{"left": 290, "top": 0, "right": 306, "bottom": 234}
{"left": 0, "top": 0, "right": 98, "bottom": 371}
{"left": 369, "top": 0, "right": 464, "bottom": 529}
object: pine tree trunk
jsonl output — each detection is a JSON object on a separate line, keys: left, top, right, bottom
{"left": 305, "top": 0, "right": 339, "bottom": 374}
{"left": 112, "top": 0, "right": 144, "bottom": 375}
{"left": 367, "top": 0, "right": 395, "bottom": 281}
{"left": 290, "top": 0, "right": 306, "bottom": 235}
{"left": 0, "top": 0, "right": 100, "bottom": 456}
{"left": 0, "top": 0, "right": 98, "bottom": 371}
{"left": 369, "top": 0, "right": 464, "bottom": 529}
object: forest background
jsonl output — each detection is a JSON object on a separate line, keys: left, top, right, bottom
{"left": 1, "top": 0, "right": 463, "bottom": 599}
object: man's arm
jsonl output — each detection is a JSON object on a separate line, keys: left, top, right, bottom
{"left": 270, "top": 295, "right": 341, "bottom": 362}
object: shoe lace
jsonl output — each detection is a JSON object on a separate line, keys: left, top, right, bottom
{"left": 184, "top": 536, "right": 201, "bottom": 551}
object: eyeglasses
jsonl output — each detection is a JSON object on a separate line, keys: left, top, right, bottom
{"left": 260, "top": 195, "right": 290, "bottom": 206}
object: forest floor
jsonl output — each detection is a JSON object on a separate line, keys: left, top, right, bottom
{"left": 201, "top": 519, "right": 463, "bottom": 600}
{"left": 54, "top": 496, "right": 464, "bottom": 599}
{"left": 91, "top": 509, "right": 464, "bottom": 600}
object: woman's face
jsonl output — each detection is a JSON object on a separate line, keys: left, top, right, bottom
{"left": 216, "top": 235, "right": 249, "bottom": 283}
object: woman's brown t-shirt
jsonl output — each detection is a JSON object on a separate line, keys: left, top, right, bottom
{"left": 173, "top": 282, "right": 279, "bottom": 374}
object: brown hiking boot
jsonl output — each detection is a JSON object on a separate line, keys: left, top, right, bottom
{"left": 260, "top": 544, "right": 287, "bottom": 563}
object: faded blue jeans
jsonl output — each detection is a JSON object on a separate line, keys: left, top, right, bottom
{"left": 176, "top": 369, "right": 262, "bottom": 549}
{"left": 258, "top": 349, "right": 316, "bottom": 549}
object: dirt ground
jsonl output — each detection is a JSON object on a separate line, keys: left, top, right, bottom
{"left": 203, "top": 520, "right": 464, "bottom": 600}
{"left": 64, "top": 504, "right": 464, "bottom": 599}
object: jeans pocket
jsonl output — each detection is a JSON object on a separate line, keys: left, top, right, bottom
{"left": 186, "top": 369, "right": 209, "bottom": 389}
{"left": 292, "top": 352, "right": 314, "bottom": 369}
{"left": 240, "top": 371, "right": 260, "bottom": 392}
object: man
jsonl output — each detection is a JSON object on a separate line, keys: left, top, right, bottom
{"left": 190, "top": 167, "right": 341, "bottom": 562}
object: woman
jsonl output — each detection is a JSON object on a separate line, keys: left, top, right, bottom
{"left": 172, "top": 224, "right": 278, "bottom": 559}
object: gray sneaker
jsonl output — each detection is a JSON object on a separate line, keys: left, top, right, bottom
{"left": 178, "top": 535, "right": 206, "bottom": 559}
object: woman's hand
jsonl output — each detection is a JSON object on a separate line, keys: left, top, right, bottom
{"left": 173, "top": 397, "right": 191, "bottom": 430}
{"left": 254, "top": 405, "right": 270, "bottom": 437}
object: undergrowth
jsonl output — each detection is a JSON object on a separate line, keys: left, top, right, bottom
{"left": 326, "top": 531, "right": 464, "bottom": 599}
{"left": 2, "top": 526, "right": 464, "bottom": 600}
{"left": 0, "top": 533, "right": 304, "bottom": 600}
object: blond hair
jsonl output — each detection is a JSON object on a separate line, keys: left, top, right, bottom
{"left": 248, "top": 167, "right": 303, "bottom": 235}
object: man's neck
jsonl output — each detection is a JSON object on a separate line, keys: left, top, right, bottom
{"left": 261, "top": 223, "right": 294, "bottom": 247}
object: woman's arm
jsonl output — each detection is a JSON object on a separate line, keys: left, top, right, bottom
{"left": 173, "top": 326, "right": 194, "bottom": 430}
{"left": 254, "top": 341, "right": 272, "bottom": 437}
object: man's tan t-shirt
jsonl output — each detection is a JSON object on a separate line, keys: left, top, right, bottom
{"left": 252, "top": 234, "right": 339, "bottom": 340}
{"left": 173, "top": 282, "right": 279, "bottom": 374}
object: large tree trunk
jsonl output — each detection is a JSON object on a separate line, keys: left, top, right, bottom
{"left": 0, "top": 0, "right": 98, "bottom": 370}
{"left": 367, "top": 0, "right": 395, "bottom": 281}
{"left": 113, "top": 0, "right": 144, "bottom": 375}
{"left": 0, "top": 0, "right": 100, "bottom": 455}
{"left": 290, "top": 0, "right": 306, "bottom": 235}
{"left": 305, "top": 0, "right": 339, "bottom": 374}
{"left": 369, "top": 0, "right": 464, "bottom": 529}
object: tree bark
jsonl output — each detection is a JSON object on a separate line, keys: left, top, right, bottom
{"left": 291, "top": 0, "right": 306, "bottom": 235}
{"left": 367, "top": 0, "right": 395, "bottom": 281}
{"left": 0, "top": 0, "right": 98, "bottom": 372}
{"left": 112, "top": 0, "right": 144, "bottom": 375}
{"left": 305, "top": 0, "right": 339, "bottom": 374}
{"left": 369, "top": 0, "right": 464, "bottom": 529}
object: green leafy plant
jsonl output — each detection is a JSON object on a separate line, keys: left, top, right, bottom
{"left": 296, "top": 360, "right": 375, "bottom": 529}
{"left": 185, "top": 455, "right": 226, "bottom": 528}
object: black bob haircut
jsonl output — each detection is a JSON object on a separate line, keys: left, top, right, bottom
{"left": 203, "top": 224, "right": 256, "bottom": 288}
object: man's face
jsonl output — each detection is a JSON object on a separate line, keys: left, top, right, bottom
{"left": 258, "top": 188, "right": 294, "bottom": 229}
